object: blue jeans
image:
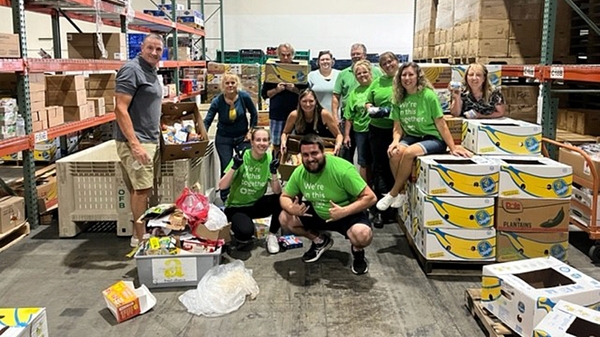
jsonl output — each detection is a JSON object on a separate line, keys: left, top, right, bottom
{"left": 215, "top": 133, "right": 251, "bottom": 201}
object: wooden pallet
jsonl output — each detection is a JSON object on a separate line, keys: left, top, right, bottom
{"left": 0, "top": 222, "right": 30, "bottom": 253}
{"left": 556, "top": 129, "right": 599, "bottom": 144}
{"left": 465, "top": 289, "right": 516, "bottom": 337}
{"left": 397, "top": 219, "right": 493, "bottom": 277}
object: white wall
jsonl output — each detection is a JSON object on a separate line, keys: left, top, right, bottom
{"left": 0, "top": 0, "right": 414, "bottom": 60}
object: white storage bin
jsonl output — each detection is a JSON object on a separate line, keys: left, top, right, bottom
{"left": 57, "top": 140, "right": 218, "bottom": 237}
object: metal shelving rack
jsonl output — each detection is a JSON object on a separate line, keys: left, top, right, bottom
{"left": 0, "top": 0, "right": 207, "bottom": 228}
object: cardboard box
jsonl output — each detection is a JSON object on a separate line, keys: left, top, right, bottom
{"left": 0, "top": 33, "right": 20, "bottom": 58}
{"left": 135, "top": 248, "right": 221, "bottom": 288}
{"left": 570, "top": 185, "right": 600, "bottom": 227}
{"left": 566, "top": 109, "right": 600, "bottom": 136}
{"left": 443, "top": 115, "right": 463, "bottom": 144}
{"left": 161, "top": 102, "right": 210, "bottom": 161}
{"left": 462, "top": 117, "right": 542, "bottom": 155}
{"left": 45, "top": 75, "right": 86, "bottom": 91}
{"left": 192, "top": 223, "right": 231, "bottom": 243}
{"left": 87, "top": 97, "right": 106, "bottom": 116}
{"left": 46, "top": 106, "right": 64, "bottom": 127}
{"left": 497, "top": 231, "right": 568, "bottom": 262}
{"left": 88, "top": 73, "right": 116, "bottom": 90}
{"left": 504, "top": 86, "right": 539, "bottom": 105}
{"left": 413, "top": 187, "right": 494, "bottom": 229}
{"left": 467, "top": 38, "right": 508, "bottom": 57}
{"left": 420, "top": 64, "right": 452, "bottom": 88}
{"left": 558, "top": 147, "right": 600, "bottom": 188}
{"left": 557, "top": 108, "right": 568, "bottom": 130}
{"left": 0, "top": 307, "right": 48, "bottom": 337}
{"left": 507, "top": 104, "right": 537, "bottom": 123}
{"left": 264, "top": 59, "right": 311, "bottom": 84}
{"left": 492, "top": 156, "right": 572, "bottom": 199}
{"left": 63, "top": 104, "right": 91, "bottom": 122}
{"left": 416, "top": 226, "right": 496, "bottom": 261}
{"left": 415, "top": 154, "right": 500, "bottom": 197}
{"left": 496, "top": 197, "right": 570, "bottom": 233}
{"left": 67, "top": 32, "right": 126, "bottom": 60}
{"left": 0, "top": 196, "right": 25, "bottom": 234}
{"left": 46, "top": 89, "right": 87, "bottom": 107}
{"left": 469, "top": 19, "right": 510, "bottom": 40}
{"left": 481, "top": 257, "right": 600, "bottom": 337}
{"left": 533, "top": 300, "right": 600, "bottom": 337}
{"left": 102, "top": 280, "right": 156, "bottom": 323}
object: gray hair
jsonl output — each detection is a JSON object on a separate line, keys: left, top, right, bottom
{"left": 351, "top": 43, "right": 367, "bottom": 54}
{"left": 143, "top": 33, "right": 165, "bottom": 46}
{"left": 277, "top": 43, "right": 295, "bottom": 57}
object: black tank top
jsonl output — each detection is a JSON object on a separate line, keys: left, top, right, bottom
{"left": 299, "top": 115, "right": 334, "bottom": 138}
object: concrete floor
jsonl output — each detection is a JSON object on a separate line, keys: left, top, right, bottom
{"left": 1, "top": 221, "right": 599, "bottom": 337}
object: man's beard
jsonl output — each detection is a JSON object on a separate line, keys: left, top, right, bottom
{"left": 304, "top": 156, "right": 325, "bottom": 173}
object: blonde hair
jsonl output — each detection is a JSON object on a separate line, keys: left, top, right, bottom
{"left": 295, "top": 89, "right": 324, "bottom": 134}
{"left": 393, "top": 62, "right": 434, "bottom": 104}
{"left": 464, "top": 63, "right": 493, "bottom": 102}
{"left": 219, "top": 73, "right": 241, "bottom": 92}
{"left": 352, "top": 59, "right": 371, "bottom": 73}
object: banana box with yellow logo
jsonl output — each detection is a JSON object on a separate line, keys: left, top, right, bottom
{"left": 482, "top": 257, "right": 600, "bottom": 337}
{"left": 135, "top": 247, "right": 221, "bottom": 288}
{"left": 493, "top": 156, "right": 572, "bottom": 199}
{"left": 496, "top": 231, "right": 568, "bottom": 262}
{"left": 102, "top": 280, "right": 156, "bottom": 323}
{"left": 0, "top": 307, "right": 48, "bottom": 337}
{"left": 416, "top": 226, "right": 496, "bottom": 261}
{"left": 533, "top": 300, "right": 600, "bottom": 337}
{"left": 414, "top": 187, "right": 494, "bottom": 230}
{"left": 264, "top": 59, "right": 310, "bottom": 84}
{"left": 416, "top": 154, "right": 500, "bottom": 197}
{"left": 462, "top": 117, "right": 542, "bottom": 155}
{"left": 496, "top": 197, "right": 570, "bottom": 232}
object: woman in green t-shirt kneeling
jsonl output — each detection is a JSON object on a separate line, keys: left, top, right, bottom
{"left": 376, "top": 62, "right": 471, "bottom": 212}
{"left": 219, "top": 128, "right": 283, "bottom": 255}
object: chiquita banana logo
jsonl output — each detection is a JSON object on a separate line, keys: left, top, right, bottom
{"left": 536, "top": 297, "right": 557, "bottom": 313}
{"left": 271, "top": 66, "right": 306, "bottom": 83}
{"left": 430, "top": 165, "right": 497, "bottom": 196}
{"left": 480, "top": 125, "right": 541, "bottom": 154}
{"left": 427, "top": 228, "right": 495, "bottom": 259}
{"left": 532, "top": 330, "right": 550, "bottom": 337}
{"left": 500, "top": 232, "right": 567, "bottom": 260}
{"left": 501, "top": 166, "right": 571, "bottom": 198}
{"left": 0, "top": 308, "right": 41, "bottom": 327}
{"left": 425, "top": 196, "right": 493, "bottom": 229}
{"left": 481, "top": 275, "right": 502, "bottom": 302}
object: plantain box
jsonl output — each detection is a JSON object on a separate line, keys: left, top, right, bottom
{"left": 415, "top": 154, "right": 500, "bottom": 197}
{"left": 462, "top": 117, "right": 542, "bottom": 155}
{"left": 491, "top": 156, "right": 572, "bottom": 199}
{"left": 264, "top": 59, "right": 310, "bottom": 84}
{"left": 496, "top": 197, "right": 570, "bottom": 232}
{"left": 481, "top": 257, "right": 600, "bottom": 337}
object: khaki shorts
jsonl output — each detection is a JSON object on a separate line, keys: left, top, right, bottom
{"left": 116, "top": 141, "right": 158, "bottom": 191}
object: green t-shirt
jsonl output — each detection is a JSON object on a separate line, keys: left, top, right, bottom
{"left": 343, "top": 85, "right": 371, "bottom": 133}
{"left": 333, "top": 65, "right": 383, "bottom": 111}
{"left": 225, "top": 151, "right": 272, "bottom": 207}
{"left": 284, "top": 155, "right": 367, "bottom": 221}
{"left": 390, "top": 87, "right": 443, "bottom": 140}
{"left": 365, "top": 75, "right": 395, "bottom": 129}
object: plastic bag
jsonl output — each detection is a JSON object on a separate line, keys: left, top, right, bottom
{"left": 179, "top": 260, "right": 259, "bottom": 317}
{"left": 204, "top": 204, "right": 228, "bottom": 231}
{"left": 175, "top": 187, "right": 209, "bottom": 226}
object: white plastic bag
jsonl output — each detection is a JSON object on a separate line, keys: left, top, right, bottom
{"left": 179, "top": 260, "right": 259, "bottom": 317}
{"left": 204, "top": 203, "right": 228, "bottom": 231}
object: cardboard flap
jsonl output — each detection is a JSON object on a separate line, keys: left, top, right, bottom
{"left": 130, "top": 282, "right": 157, "bottom": 314}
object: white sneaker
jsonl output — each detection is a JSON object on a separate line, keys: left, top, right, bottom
{"left": 377, "top": 193, "right": 403, "bottom": 211}
{"left": 130, "top": 233, "right": 150, "bottom": 248}
{"left": 266, "top": 233, "right": 280, "bottom": 254}
{"left": 391, "top": 193, "right": 407, "bottom": 209}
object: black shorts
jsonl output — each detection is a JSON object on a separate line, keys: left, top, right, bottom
{"left": 299, "top": 202, "right": 371, "bottom": 238}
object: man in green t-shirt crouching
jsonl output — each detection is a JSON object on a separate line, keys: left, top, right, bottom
{"left": 279, "top": 134, "right": 377, "bottom": 275}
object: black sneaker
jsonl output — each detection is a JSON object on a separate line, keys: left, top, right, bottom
{"left": 351, "top": 248, "right": 369, "bottom": 275}
{"left": 372, "top": 213, "right": 384, "bottom": 229}
{"left": 302, "top": 235, "right": 333, "bottom": 263}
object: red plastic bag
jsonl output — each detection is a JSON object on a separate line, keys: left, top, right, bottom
{"left": 175, "top": 187, "right": 209, "bottom": 228}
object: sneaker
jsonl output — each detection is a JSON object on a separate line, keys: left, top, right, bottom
{"left": 129, "top": 233, "right": 150, "bottom": 248}
{"left": 376, "top": 193, "right": 406, "bottom": 211}
{"left": 372, "top": 212, "right": 384, "bottom": 229}
{"left": 302, "top": 235, "right": 333, "bottom": 263}
{"left": 266, "top": 233, "right": 280, "bottom": 254}
{"left": 351, "top": 248, "right": 369, "bottom": 275}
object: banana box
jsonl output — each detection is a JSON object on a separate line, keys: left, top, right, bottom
{"left": 482, "top": 257, "right": 600, "bottom": 337}
{"left": 496, "top": 197, "right": 570, "bottom": 232}
{"left": 462, "top": 117, "right": 542, "bottom": 155}
{"left": 264, "top": 59, "right": 310, "bottom": 84}
{"left": 496, "top": 231, "right": 568, "bottom": 262}
{"left": 414, "top": 187, "right": 494, "bottom": 229}
{"left": 416, "top": 227, "right": 496, "bottom": 261}
{"left": 493, "top": 156, "right": 572, "bottom": 199}
{"left": 0, "top": 307, "right": 48, "bottom": 337}
{"left": 416, "top": 154, "right": 500, "bottom": 197}
{"left": 570, "top": 185, "right": 599, "bottom": 227}
{"left": 533, "top": 300, "right": 600, "bottom": 337}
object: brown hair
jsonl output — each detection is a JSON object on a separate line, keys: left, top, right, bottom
{"left": 295, "top": 88, "right": 324, "bottom": 134}
{"left": 392, "top": 62, "right": 434, "bottom": 104}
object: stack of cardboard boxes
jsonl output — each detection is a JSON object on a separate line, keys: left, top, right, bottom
{"left": 46, "top": 75, "right": 93, "bottom": 122}
{"left": 87, "top": 73, "right": 114, "bottom": 113}
{"left": 67, "top": 32, "right": 127, "bottom": 60}
{"left": 205, "top": 62, "right": 261, "bottom": 107}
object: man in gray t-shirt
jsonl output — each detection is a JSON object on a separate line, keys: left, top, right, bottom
{"left": 114, "top": 33, "right": 164, "bottom": 247}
